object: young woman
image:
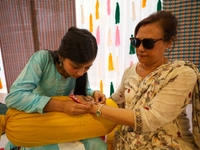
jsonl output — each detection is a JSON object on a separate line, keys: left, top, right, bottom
{"left": 5, "top": 27, "right": 107, "bottom": 150}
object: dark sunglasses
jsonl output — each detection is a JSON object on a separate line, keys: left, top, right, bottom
{"left": 130, "top": 37, "right": 163, "bottom": 50}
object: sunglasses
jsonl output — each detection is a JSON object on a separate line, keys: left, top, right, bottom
{"left": 130, "top": 37, "right": 163, "bottom": 50}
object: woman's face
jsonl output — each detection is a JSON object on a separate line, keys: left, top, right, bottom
{"left": 136, "top": 22, "right": 171, "bottom": 66}
{"left": 62, "top": 58, "right": 94, "bottom": 79}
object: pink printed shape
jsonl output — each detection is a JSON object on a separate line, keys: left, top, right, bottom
{"left": 115, "top": 26, "right": 120, "bottom": 47}
{"left": 107, "top": 0, "right": 111, "bottom": 15}
{"left": 96, "top": 26, "right": 100, "bottom": 45}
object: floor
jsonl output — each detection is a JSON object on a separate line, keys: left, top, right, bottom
{"left": 0, "top": 93, "right": 193, "bottom": 149}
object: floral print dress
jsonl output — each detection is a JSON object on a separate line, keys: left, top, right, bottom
{"left": 111, "top": 60, "right": 200, "bottom": 150}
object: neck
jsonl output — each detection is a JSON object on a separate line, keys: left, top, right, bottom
{"left": 55, "top": 62, "right": 69, "bottom": 78}
{"left": 137, "top": 58, "right": 167, "bottom": 78}
{"left": 142, "top": 58, "right": 166, "bottom": 71}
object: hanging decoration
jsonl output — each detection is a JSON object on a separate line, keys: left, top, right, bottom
{"left": 157, "top": 0, "right": 162, "bottom": 11}
{"left": 115, "top": 2, "right": 120, "bottom": 24}
{"left": 107, "top": 0, "right": 111, "bottom": 15}
{"left": 142, "top": 0, "right": 147, "bottom": 8}
{"left": 107, "top": 28, "right": 112, "bottom": 46}
{"left": 0, "top": 78, "right": 3, "bottom": 89}
{"left": 96, "top": 26, "right": 100, "bottom": 45}
{"left": 132, "top": 2, "right": 136, "bottom": 22}
{"left": 95, "top": 0, "right": 99, "bottom": 19}
{"left": 110, "top": 82, "right": 114, "bottom": 96}
{"left": 130, "top": 61, "right": 133, "bottom": 66}
{"left": 129, "top": 34, "right": 135, "bottom": 54}
{"left": 114, "top": 56, "right": 119, "bottom": 72}
{"left": 89, "top": 14, "right": 93, "bottom": 32}
{"left": 115, "top": 26, "right": 120, "bottom": 47}
{"left": 81, "top": 5, "right": 85, "bottom": 24}
{"left": 100, "top": 80, "right": 103, "bottom": 93}
{"left": 108, "top": 53, "right": 114, "bottom": 71}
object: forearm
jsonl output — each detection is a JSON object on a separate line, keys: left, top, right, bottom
{"left": 43, "top": 99, "right": 65, "bottom": 112}
{"left": 91, "top": 103, "right": 135, "bottom": 127}
{"left": 5, "top": 91, "right": 50, "bottom": 113}
{"left": 43, "top": 97, "right": 92, "bottom": 115}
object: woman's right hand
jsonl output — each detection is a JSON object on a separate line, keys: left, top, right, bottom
{"left": 62, "top": 99, "right": 91, "bottom": 116}
{"left": 43, "top": 98, "right": 91, "bottom": 116}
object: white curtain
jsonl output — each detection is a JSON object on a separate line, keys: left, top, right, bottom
{"left": 75, "top": 0, "right": 162, "bottom": 97}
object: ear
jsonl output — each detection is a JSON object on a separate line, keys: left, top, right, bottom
{"left": 58, "top": 54, "right": 64, "bottom": 61}
{"left": 166, "top": 36, "right": 175, "bottom": 49}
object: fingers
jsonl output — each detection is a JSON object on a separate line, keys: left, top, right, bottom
{"left": 63, "top": 100, "right": 91, "bottom": 116}
{"left": 93, "top": 90, "right": 107, "bottom": 103}
{"left": 99, "top": 96, "right": 106, "bottom": 104}
{"left": 70, "top": 102, "right": 92, "bottom": 116}
{"left": 94, "top": 94, "right": 106, "bottom": 104}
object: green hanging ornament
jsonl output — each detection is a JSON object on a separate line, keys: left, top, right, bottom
{"left": 115, "top": 2, "right": 120, "bottom": 24}
{"left": 157, "top": 0, "right": 162, "bottom": 11}
{"left": 110, "top": 82, "right": 114, "bottom": 96}
{"left": 129, "top": 34, "right": 135, "bottom": 54}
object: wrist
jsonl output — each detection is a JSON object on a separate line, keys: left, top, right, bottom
{"left": 91, "top": 103, "right": 99, "bottom": 113}
{"left": 92, "top": 103, "right": 105, "bottom": 117}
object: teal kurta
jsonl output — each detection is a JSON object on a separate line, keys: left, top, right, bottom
{"left": 4, "top": 50, "right": 105, "bottom": 150}
{"left": 5, "top": 50, "right": 94, "bottom": 113}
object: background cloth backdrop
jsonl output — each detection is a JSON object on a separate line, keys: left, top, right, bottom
{"left": 163, "top": 0, "right": 200, "bottom": 71}
{"left": 76, "top": 0, "right": 200, "bottom": 97}
{"left": 75, "top": 0, "right": 162, "bottom": 97}
{"left": 0, "top": 0, "right": 199, "bottom": 97}
{"left": 0, "top": 0, "right": 76, "bottom": 91}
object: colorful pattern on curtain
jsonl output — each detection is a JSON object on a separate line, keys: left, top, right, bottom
{"left": 163, "top": 0, "right": 200, "bottom": 71}
{"left": 0, "top": 0, "right": 76, "bottom": 91}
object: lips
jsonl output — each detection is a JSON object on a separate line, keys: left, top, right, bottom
{"left": 137, "top": 54, "right": 146, "bottom": 57}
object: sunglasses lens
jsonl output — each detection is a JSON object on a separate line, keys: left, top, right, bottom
{"left": 131, "top": 38, "right": 141, "bottom": 48}
{"left": 143, "top": 39, "right": 154, "bottom": 49}
{"left": 131, "top": 38, "right": 158, "bottom": 49}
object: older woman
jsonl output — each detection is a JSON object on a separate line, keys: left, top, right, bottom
{"left": 89, "top": 11, "right": 200, "bottom": 150}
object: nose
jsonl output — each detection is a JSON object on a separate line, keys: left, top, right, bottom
{"left": 77, "top": 68, "right": 85, "bottom": 76}
{"left": 138, "top": 42, "right": 145, "bottom": 51}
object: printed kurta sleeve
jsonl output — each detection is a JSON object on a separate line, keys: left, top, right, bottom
{"left": 135, "top": 66, "right": 197, "bottom": 132}
{"left": 5, "top": 51, "right": 51, "bottom": 113}
{"left": 110, "top": 67, "right": 133, "bottom": 104}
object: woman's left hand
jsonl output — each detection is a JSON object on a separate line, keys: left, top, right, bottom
{"left": 93, "top": 90, "right": 106, "bottom": 104}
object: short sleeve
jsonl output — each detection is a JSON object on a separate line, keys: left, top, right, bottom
{"left": 111, "top": 64, "right": 139, "bottom": 105}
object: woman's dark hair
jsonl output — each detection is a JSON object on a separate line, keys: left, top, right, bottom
{"left": 134, "top": 10, "right": 178, "bottom": 44}
{"left": 50, "top": 27, "right": 98, "bottom": 96}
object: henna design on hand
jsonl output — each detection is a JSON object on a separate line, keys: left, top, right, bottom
{"left": 83, "top": 96, "right": 93, "bottom": 102}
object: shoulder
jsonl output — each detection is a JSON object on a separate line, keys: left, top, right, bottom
{"left": 170, "top": 60, "right": 197, "bottom": 73}
{"left": 30, "top": 50, "right": 53, "bottom": 63}
{"left": 32, "top": 50, "right": 52, "bottom": 59}
{"left": 168, "top": 60, "right": 197, "bottom": 81}
{"left": 124, "top": 63, "right": 137, "bottom": 74}
{"left": 121, "top": 63, "right": 138, "bottom": 81}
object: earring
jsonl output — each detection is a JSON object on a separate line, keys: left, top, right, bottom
{"left": 59, "top": 59, "right": 63, "bottom": 67}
